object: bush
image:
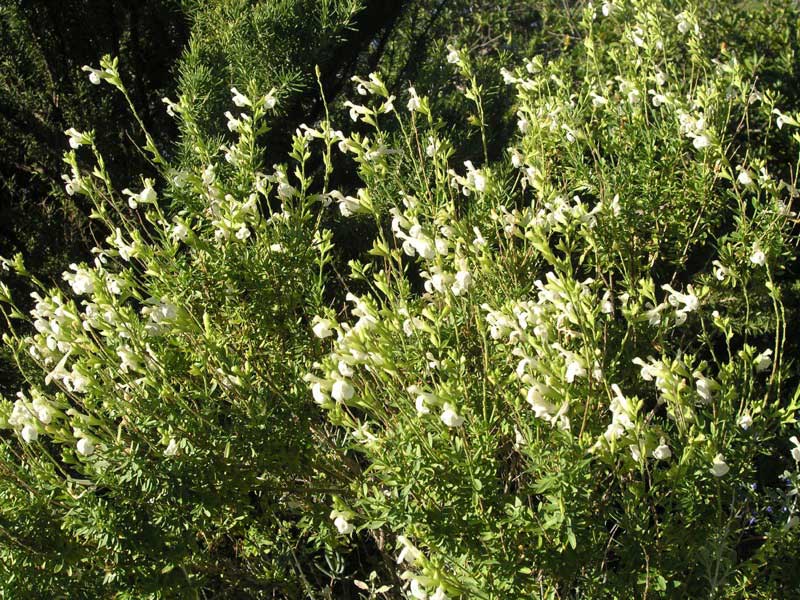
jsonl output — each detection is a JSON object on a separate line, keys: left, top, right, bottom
{"left": 2, "top": 0, "right": 800, "bottom": 598}
{"left": 0, "top": 61, "right": 340, "bottom": 596}
{"left": 309, "top": 0, "right": 800, "bottom": 596}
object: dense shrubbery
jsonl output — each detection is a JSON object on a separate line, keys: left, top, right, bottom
{"left": 2, "top": 0, "right": 800, "bottom": 598}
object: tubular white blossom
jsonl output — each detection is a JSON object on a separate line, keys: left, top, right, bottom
{"left": 440, "top": 403, "right": 465, "bottom": 428}
{"left": 754, "top": 349, "right": 773, "bottom": 373}
{"left": 21, "top": 425, "right": 38, "bottom": 443}
{"left": 710, "top": 454, "right": 729, "bottom": 477}
{"left": 331, "top": 379, "right": 355, "bottom": 402}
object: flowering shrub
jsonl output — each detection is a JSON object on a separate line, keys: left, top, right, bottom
{"left": 0, "top": 59, "right": 345, "bottom": 596}
{"left": 3, "top": 0, "right": 800, "bottom": 598}
{"left": 307, "top": 0, "right": 800, "bottom": 597}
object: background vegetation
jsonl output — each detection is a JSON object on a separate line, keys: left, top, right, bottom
{"left": 1, "top": 0, "right": 800, "bottom": 598}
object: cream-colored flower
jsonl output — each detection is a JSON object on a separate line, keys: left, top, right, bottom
{"left": 652, "top": 440, "right": 672, "bottom": 461}
{"left": 77, "top": 437, "right": 95, "bottom": 457}
{"left": 440, "top": 403, "right": 465, "bottom": 428}
{"left": 331, "top": 379, "right": 355, "bottom": 402}
{"left": 710, "top": 453, "right": 729, "bottom": 477}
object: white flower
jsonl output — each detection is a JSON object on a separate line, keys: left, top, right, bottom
{"left": 225, "top": 110, "right": 241, "bottom": 132}
{"left": 446, "top": 46, "right": 461, "bottom": 65}
{"left": 710, "top": 453, "right": 729, "bottom": 477}
{"left": 754, "top": 349, "right": 773, "bottom": 373}
{"left": 600, "top": 291, "right": 614, "bottom": 314}
{"left": 631, "top": 27, "right": 645, "bottom": 48}
{"left": 790, "top": 436, "right": 800, "bottom": 462}
{"left": 589, "top": 92, "right": 608, "bottom": 106}
{"left": 407, "top": 86, "right": 421, "bottom": 112}
{"left": 440, "top": 403, "right": 465, "bottom": 428}
{"left": 425, "top": 136, "right": 441, "bottom": 157}
{"left": 122, "top": 184, "right": 157, "bottom": 209}
{"left": 604, "top": 384, "right": 635, "bottom": 442}
{"left": 694, "top": 373, "right": 717, "bottom": 404}
{"left": 601, "top": 1, "right": 613, "bottom": 16}
{"left": 312, "top": 318, "right": 334, "bottom": 339}
{"left": 430, "top": 587, "right": 449, "bottom": 600}
{"left": 171, "top": 222, "right": 190, "bottom": 242}
{"left": 415, "top": 395, "right": 431, "bottom": 415}
{"left": 62, "top": 169, "right": 85, "bottom": 196}
{"left": 37, "top": 405, "right": 52, "bottom": 424}
{"left": 527, "top": 385, "right": 557, "bottom": 420}
{"left": 692, "top": 134, "right": 710, "bottom": 149}
{"left": 652, "top": 441, "right": 672, "bottom": 461}
{"left": 63, "top": 264, "right": 95, "bottom": 296}
{"left": 737, "top": 169, "right": 754, "bottom": 186}
{"left": 331, "top": 189, "right": 369, "bottom": 217}
{"left": 738, "top": 414, "right": 753, "bottom": 430}
{"left": 141, "top": 185, "right": 157, "bottom": 203}
{"left": 77, "top": 437, "right": 95, "bottom": 457}
{"left": 565, "top": 359, "right": 587, "bottom": 383}
{"left": 501, "top": 67, "right": 517, "bottom": 84}
{"left": 409, "top": 236, "right": 435, "bottom": 260}
{"left": 473, "top": 171, "right": 487, "bottom": 192}
{"left": 311, "top": 382, "right": 329, "bottom": 405}
{"left": 452, "top": 270, "right": 472, "bottom": 296}
{"left": 650, "top": 92, "right": 667, "bottom": 107}
{"left": 164, "top": 438, "right": 179, "bottom": 457}
{"left": 21, "top": 425, "right": 38, "bottom": 443}
{"left": 117, "top": 345, "right": 142, "bottom": 373}
{"left": 162, "top": 97, "right": 180, "bottom": 117}
{"left": 338, "top": 360, "right": 354, "bottom": 378}
{"left": 750, "top": 246, "right": 767, "bottom": 267}
{"left": 676, "top": 12, "right": 691, "bottom": 34}
{"left": 629, "top": 443, "right": 642, "bottom": 462}
{"left": 712, "top": 260, "right": 729, "bottom": 281}
{"left": 230, "top": 87, "right": 252, "bottom": 107}
{"left": 460, "top": 160, "right": 487, "bottom": 193}
{"left": 396, "top": 536, "right": 421, "bottom": 565}
{"left": 65, "top": 128, "right": 88, "bottom": 149}
{"left": 263, "top": 88, "right": 277, "bottom": 109}
{"left": 82, "top": 66, "right": 105, "bottom": 85}
{"left": 331, "top": 379, "right": 355, "bottom": 402}
{"left": 334, "top": 515, "right": 354, "bottom": 535}
{"left": 773, "top": 109, "right": 793, "bottom": 129}
{"left": 662, "top": 284, "right": 700, "bottom": 320}
{"left": 379, "top": 95, "right": 395, "bottom": 114}
{"left": 510, "top": 148, "right": 523, "bottom": 168}
{"left": 410, "top": 579, "right": 428, "bottom": 600}
{"left": 472, "top": 226, "right": 486, "bottom": 247}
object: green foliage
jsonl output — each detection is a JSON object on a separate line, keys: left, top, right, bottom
{"left": 0, "top": 0, "right": 189, "bottom": 402}
{"left": 0, "top": 73, "right": 348, "bottom": 596}
{"left": 2, "top": 0, "right": 800, "bottom": 598}
{"left": 306, "top": 0, "right": 800, "bottom": 596}
{"left": 174, "top": 0, "right": 364, "bottom": 162}
{"left": 0, "top": 0, "right": 187, "bottom": 278}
